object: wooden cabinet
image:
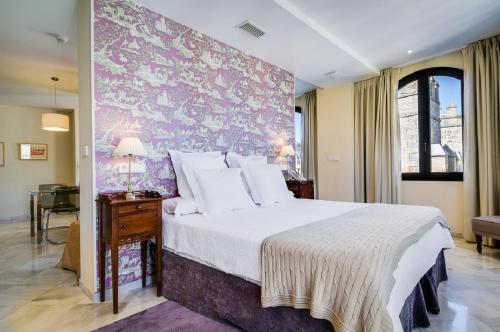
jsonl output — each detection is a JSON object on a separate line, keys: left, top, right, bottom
{"left": 97, "top": 193, "right": 163, "bottom": 314}
{"left": 286, "top": 180, "right": 314, "bottom": 199}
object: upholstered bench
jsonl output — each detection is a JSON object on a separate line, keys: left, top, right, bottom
{"left": 472, "top": 216, "right": 500, "bottom": 254}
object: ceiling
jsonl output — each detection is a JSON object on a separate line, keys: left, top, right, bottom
{"left": 137, "top": 0, "right": 500, "bottom": 92}
{"left": 0, "top": 0, "right": 78, "bottom": 70}
{"left": 0, "top": 0, "right": 499, "bottom": 100}
{"left": 0, "top": 0, "right": 78, "bottom": 108}
{"left": 295, "top": 78, "right": 317, "bottom": 97}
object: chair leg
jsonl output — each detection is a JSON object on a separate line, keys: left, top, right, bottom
{"left": 46, "top": 212, "right": 69, "bottom": 245}
{"left": 45, "top": 211, "right": 51, "bottom": 242}
{"left": 476, "top": 234, "right": 483, "bottom": 254}
{"left": 45, "top": 211, "right": 51, "bottom": 236}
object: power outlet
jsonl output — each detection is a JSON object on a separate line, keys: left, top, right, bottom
{"left": 327, "top": 155, "right": 341, "bottom": 162}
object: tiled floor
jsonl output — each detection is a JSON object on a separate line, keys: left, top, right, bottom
{"left": 415, "top": 238, "right": 500, "bottom": 332}
{"left": 0, "top": 217, "right": 499, "bottom": 332}
{"left": 0, "top": 216, "right": 164, "bottom": 332}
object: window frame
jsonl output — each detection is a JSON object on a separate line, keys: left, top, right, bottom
{"left": 398, "top": 67, "right": 464, "bottom": 182}
{"left": 294, "top": 106, "right": 302, "bottom": 174}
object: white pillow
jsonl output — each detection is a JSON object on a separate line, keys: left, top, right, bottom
{"left": 192, "top": 168, "right": 255, "bottom": 215}
{"left": 226, "top": 152, "right": 267, "bottom": 199}
{"left": 169, "top": 150, "right": 221, "bottom": 198}
{"left": 241, "top": 163, "right": 294, "bottom": 206}
{"left": 162, "top": 197, "right": 199, "bottom": 216}
{"left": 163, "top": 197, "right": 180, "bottom": 214}
{"left": 226, "top": 152, "right": 267, "bottom": 168}
{"left": 181, "top": 153, "right": 227, "bottom": 213}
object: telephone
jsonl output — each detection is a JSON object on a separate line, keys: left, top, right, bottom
{"left": 143, "top": 190, "right": 162, "bottom": 198}
{"left": 287, "top": 170, "right": 306, "bottom": 181}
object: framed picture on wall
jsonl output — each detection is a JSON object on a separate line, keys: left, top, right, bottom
{"left": 0, "top": 142, "right": 4, "bottom": 166}
{"left": 18, "top": 143, "right": 48, "bottom": 160}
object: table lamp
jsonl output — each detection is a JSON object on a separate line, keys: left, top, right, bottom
{"left": 113, "top": 137, "right": 147, "bottom": 200}
{"left": 279, "top": 144, "right": 295, "bottom": 179}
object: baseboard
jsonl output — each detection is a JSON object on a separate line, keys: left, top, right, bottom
{"left": 0, "top": 215, "right": 30, "bottom": 222}
{"left": 451, "top": 231, "right": 463, "bottom": 239}
{"left": 90, "top": 276, "right": 154, "bottom": 302}
{"left": 79, "top": 281, "right": 95, "bottom": 301}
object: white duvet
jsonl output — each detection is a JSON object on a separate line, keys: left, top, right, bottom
{"left": 163, "top": 199, "right": 454, "bottom": 332}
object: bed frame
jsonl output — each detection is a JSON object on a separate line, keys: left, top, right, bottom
{"left": 161, "top": 249, "right": 447, "bottom": 332}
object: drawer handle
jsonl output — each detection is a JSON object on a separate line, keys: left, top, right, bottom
{"left": 120, "top": 224, "right": 126, "bottom": 229}
{"left": 136, "top": 204, "right": 143, "bottom": 210}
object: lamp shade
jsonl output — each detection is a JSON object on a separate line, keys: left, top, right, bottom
{"left": 113, "top": 137, "right": 147, "bottom": 156}
{"left": 279, "top": 144, "right": 295, "bottom": 157}
{"left": 42, "top": 113, "right": 69, "bottom": 132}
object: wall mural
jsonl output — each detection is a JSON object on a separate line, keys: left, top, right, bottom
{"left": 94, "top": 0, "right": 295, "bottom": 288}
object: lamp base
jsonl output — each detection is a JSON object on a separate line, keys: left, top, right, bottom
{"left": 125, "top": 191, "right": 135, "bottom": 201}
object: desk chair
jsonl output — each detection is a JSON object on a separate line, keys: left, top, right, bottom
{"left": 44, "top": 186, "right": 80, "bottom": 244}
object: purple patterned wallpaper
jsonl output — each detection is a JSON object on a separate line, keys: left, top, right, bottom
{"left": 94, "top": 0, "right": 294, "bottom": 288}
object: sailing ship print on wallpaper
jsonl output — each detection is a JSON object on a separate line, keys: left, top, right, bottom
{"left": 94, "top": 0, "right": 295, "bottom": 196}
{"left": 94, "top": 0, "right": 294, "bottom": 287}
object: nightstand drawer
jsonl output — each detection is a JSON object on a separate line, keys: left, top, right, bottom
{"left": 118, "top": 212, "right": 157, "bottom": 237}
{"left": 118, "top": 201, "right": 157, "bottom": 215}
{"left": 286, "top": 179, "right": 314, "bottom": 199}
{"left": 287, "top": 183, "right": 300, "bottom": 197}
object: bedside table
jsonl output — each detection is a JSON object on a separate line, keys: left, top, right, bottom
{"left": 286, "top": 179, "right": 314, "bottom": 199}
{"left": 96, "top": 193, "right": 163, "bottom": 314}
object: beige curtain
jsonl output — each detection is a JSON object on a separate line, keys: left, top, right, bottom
{"left": 462, "top": 35, "right": 500, "bottom": 243}
{"left": 354, "top": 68, "right": 401, "bottom": 204}
{"left": 302, "top": 90, "right": 318, "bottom": 198}
{"left": 354, "top": 78, "right": 378, "bottom": 203}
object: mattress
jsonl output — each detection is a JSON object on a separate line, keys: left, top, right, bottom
{"left": 163, "top": 199, "right": 454, "bottom": 332}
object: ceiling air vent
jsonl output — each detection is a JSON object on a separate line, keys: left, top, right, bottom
{"left": 326, "top": 70, "right": 337, "bottom": 79}
{"left": 236, "top": 20, "right": 265, "bottom": 38}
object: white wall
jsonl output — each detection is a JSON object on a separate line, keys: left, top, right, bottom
{"left": 315, "top": 51, "right": 465, "bottom": 233}
{"left": 77, "top": 0, "right": 97, "bottom": 298}
{"left": 0, "top": 105, "right": 75, "bottom": 220}
{"left": 401, "top": 181, "right": 464, "bottom": 234}
{"left": 316, "top": 84, "right": 355, "bottom": 202}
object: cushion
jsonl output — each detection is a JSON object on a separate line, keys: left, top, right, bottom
{"left": 226, "top": 152, "right": 267, "bottom": 199}
{"left": 472, "top": 216, "right": 500, "bottom": 238}
{"left": 169, "top": 150, "right": 221, "bottom": 198}
{"left": 163, "top": 197, "right": 199, "bottom": 216}
{"left": 240, "top": 163, "right": 294, "bottom": 206}
{"left": 181, "top": 153, "right": 227, "bottom": 213}
{"left": 226, "top": 152, "right": 267, "bottom": 168}
{"left": 192, "top": 168, "right": 255, "bottom": 215}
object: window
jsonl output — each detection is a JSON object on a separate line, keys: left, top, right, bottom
{"left": 294, "top": 106, "right": 302, "bottom": 174}
{"left": 397, "top": 67, "right": 463, "bottom": 181}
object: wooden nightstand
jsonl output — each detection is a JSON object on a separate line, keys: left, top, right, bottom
{"left": 96, "top": 193, "right": 163, "bottom": 314}
{"left": 286, "top": 179, "right": 314, "bottom": 199}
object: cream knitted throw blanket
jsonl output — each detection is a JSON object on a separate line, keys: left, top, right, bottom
{"left": 261, "top": 204, "right": 449, "bottom": 332}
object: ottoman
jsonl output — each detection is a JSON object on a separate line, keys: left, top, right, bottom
{"left": 471, "top": 216, "right": 500, "bottom": 254}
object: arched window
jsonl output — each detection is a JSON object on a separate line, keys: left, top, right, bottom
{"left": 397, "top": 67, "right": 463, "bottom": 181}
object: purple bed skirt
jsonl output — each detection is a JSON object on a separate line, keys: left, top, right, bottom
{"left": 162, "top": 249, "right": 447, "bottom": 331}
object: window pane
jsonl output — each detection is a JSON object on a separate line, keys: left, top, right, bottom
{"left": 429, "top": 76, "right": 463, "bottom": 172}
{"left": 294, "top": 111, "right": 302, "bottom": 174}
{"left": 398, "top": 80, "right": 420, "bottom": 173}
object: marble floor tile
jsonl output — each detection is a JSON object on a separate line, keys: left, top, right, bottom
{"left": 0, "top": 216, "right": 164, "bottom": 332}
{"left": 0, "top": 217, "right": 499, "bottom": 331}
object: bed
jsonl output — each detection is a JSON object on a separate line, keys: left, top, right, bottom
{"left": 160, "top": 199, "right": 454, "bottom": 332}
